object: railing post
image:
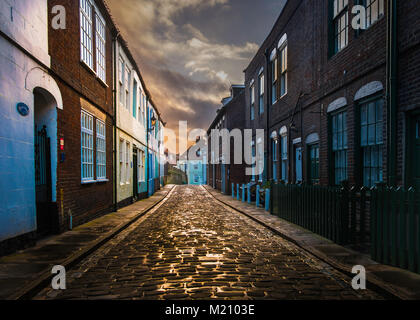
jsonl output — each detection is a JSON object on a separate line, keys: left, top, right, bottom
{"left": 247, "top": 184, "right": 251, "bottom": 204}
{"left": 256, "top": 185, "right": 260, "bottom": 207}
{"left": 242, "top": 184, "right": 245, "bottom": 202}
{"left": 265, "top": 188, "right": 270, "bottom": 212}
{"left": 237, "top": 184, "right": 240, "bottom": 201}
{"left": 232, "top": 183, "right": 235, "bottom": 198}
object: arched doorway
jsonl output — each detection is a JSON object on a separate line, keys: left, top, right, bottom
{"left": 33, "top": 87, "right": 59, "bottom": 237}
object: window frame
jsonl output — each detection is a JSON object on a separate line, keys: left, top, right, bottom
{"left": 250, "top": 83, "right": 255, "bottom": 121}
{"left": 81, "top": 110, "right": 94, "bottom": 182}
{"left": 271, "top": 57, "right": 278, "bottom": 104}
{"left": 80, "top": 0, "right": 94, "bottom": 70}
{"left": 125, "top": 141, "right": 130, "bottom": 184}
{"left": 331, "top": 110, "right": 348, "bottom": 185}
{"left": 281, "top": 134, "right": 288, "bottom": 183}
{"left": 259, "top": 72, "right": 265, "bottom": 115}
{"left": 119, "top": 139, "right": 124, "bottom": 185}
{"left": 95, "top": 9, "right": 106, "bottom": 83}
{"left": 96, "top": 119, "right": 107, "bottom": 180}
{"left": 359, "top": 96, "right": 384, "bottom": 187}
{"left": 331, "top": 0, "right": 349, "bottom": 55}
{"left": 279, "top": 43, "right": 288, "bottom": 98}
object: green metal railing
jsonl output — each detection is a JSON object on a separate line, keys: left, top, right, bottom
{"left": 371, "top": 186, "right": 420, "bottom": 274}
{"left": 271, "top": 183, "right": 351, "bottom": 245}
{"left": 271, "top": 182, "right": 420, "bottom": 273}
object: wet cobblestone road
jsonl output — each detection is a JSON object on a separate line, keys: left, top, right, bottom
{"left": 36, "top": 186, "right": 383, "bottom": 300}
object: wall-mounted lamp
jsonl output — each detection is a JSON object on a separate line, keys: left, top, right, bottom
{"left": 149, "top": 113, "right": 157, "bottom": 132}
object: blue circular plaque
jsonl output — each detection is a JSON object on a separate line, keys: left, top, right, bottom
{"left": 17, "top": 103, "right": 29, "bottom": 116}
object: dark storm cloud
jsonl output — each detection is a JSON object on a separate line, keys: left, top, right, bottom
{"left": 106, "top": 0, "right": 286, "bottom": 149}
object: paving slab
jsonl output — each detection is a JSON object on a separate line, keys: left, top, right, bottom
{"left": 203, "top": 185, "right": 420, "bottom": 300}
{"left": 0, "top": 185, "right": 175, "bottom": 300}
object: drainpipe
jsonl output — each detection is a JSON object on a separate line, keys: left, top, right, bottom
{"left": 386, "top": 0, "right": 398, "bottom": 186}
{"left": 113, "top": 33, "right": 120, "bottom": 211}
{"left": 264, "top": 49, "right": 270, "bottom": 183}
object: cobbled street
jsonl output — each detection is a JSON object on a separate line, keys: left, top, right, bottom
{"left": 36, "top": 186, "right": 383, "bottom": 300}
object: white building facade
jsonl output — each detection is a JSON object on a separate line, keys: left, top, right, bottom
{"left": 0, "top": 0, "right": 62, "bottom": 249}
{"left": 114, "top": 40, "right": 148, "bottom": 206}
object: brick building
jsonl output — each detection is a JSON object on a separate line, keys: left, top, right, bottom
{"left": 244, "top": 0, "right": 420, "bottom": 189}
{"left": 47, "top": 0, "right": 117, "bottom": 231}
{"left": 207, "top": 85, "right": 246, "bottom": 194}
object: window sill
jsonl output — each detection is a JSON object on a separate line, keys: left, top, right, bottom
{"left": 81, "top": 180, "right": 97, "bottom": 185}
{"left": 96, "top": 179, "right": 109, "bottom": 183}
{"left": 97, "top": 77, "right": 109, "bottom": 88}
{"left": 80, "top": 60, "right": 108, "bottom": 87}
{"left": 81, "top": 60, "right": 97, "bottom": 76}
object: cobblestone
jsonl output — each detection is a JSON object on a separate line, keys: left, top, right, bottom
{"left": 35, "top": 186, "right": 383, "bottom": 300}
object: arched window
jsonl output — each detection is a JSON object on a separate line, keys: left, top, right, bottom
{"left": 280, "top": 126, "right": 288, "bottom": 183}
{"left": 356, "top": 83, "right": 384, "bottom": 187}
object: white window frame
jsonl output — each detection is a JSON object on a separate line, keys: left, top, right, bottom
{"left": 119, "top": 139, "right": 124, "bottom": 184}
{"left": 125, "top": 67, "right": 131, "bottom": 110}
{"left": 125, "top": 141, "right": 130, "bottom": 184}
{"left": 96, "top": 119, "right": 106, "bottom": 180}
{"left": 81, "top": 110, "right": 94, "bottom": 182}
{"left": 279, "top": 43, "right": 288, "bottom": 98}
{"left": 333, "top": 0, "right": 349, "bottom": 54}
{"left": 259, "top": 73, "right": 264, "bottom": 114}
{"left": 119, "top": 57, "right": 125, "bottom": 106}
{"left": 95, "top": 9, "right": 106, "bottom": 83}
{"left": 250, "top": 83, "right": 255, "bottom": 121}
{"left": 80, "top": 0, "right": 93, "bottom": 69}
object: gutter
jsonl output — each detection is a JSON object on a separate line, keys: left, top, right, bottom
{"left": 386, "top": 0, "right": 398, "bottom": 186}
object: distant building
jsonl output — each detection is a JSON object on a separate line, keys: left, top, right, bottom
{"left": 207, "top": 85, "right": 246, "bottom": 194}
{"left": 178, "top": 144, "right": 207, "bottom": 186}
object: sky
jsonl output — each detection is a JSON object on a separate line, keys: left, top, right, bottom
{"left": 106, "top": 0, "right": 286, "bottom": 152}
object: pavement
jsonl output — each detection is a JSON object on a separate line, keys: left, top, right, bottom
{"left": 0, "top": 185, "right": 175, "bottom": 300}
{"left": 203, "top": 185, "right": 420, "bottom": 300}
{"left": 35, "top": 185, "right": 381, "bottom": 300}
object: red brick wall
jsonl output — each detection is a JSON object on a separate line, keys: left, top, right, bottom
{"left": 244, "top": 0, "right": 420, "bottom": 188}
{"left": 48, "top": 0, "right": 115, "bottom": 229}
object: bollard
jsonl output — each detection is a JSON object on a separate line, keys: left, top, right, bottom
{"left": 242, "top": 184, "right": 245, "bottom": 202}
{"left": 265, "top": 189, "right": 270, "bottom": 212}
{"left": 256, "top": 185, "right": 260, "bottom": 207}
{"left": 237, "top": 184, "right": 240, "bottom": 201}
{"left": 247, "top": 184, "right": 251, "bottom": 204}
{"left": 232, "top": 183, "right": 235, "bottom": 198}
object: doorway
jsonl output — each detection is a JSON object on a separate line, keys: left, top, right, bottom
{"left": 308, "top": 143, "right": 320, "bottom": 185}
{"left": 295, "top": 146, "right": 302, "bottom": 183}
{"left": 33, "top": 88, "right": 58, "bottom": 237}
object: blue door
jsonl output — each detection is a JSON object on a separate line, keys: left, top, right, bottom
{"left": 295, "top": 147, "right": 302, "bottom": 183}
{"left": 221, "top": 164, "right": 226, "bottom": 194}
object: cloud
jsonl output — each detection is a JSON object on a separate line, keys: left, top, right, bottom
{"left": 105, "top": 0, "right": 281, "bottom": 150}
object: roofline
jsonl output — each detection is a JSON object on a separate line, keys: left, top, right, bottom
{"left": 243, "top": 0, "right": 291, "bottom": 74}
{"left": 101, "top": 0, "right": 165, "bottom": 123}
